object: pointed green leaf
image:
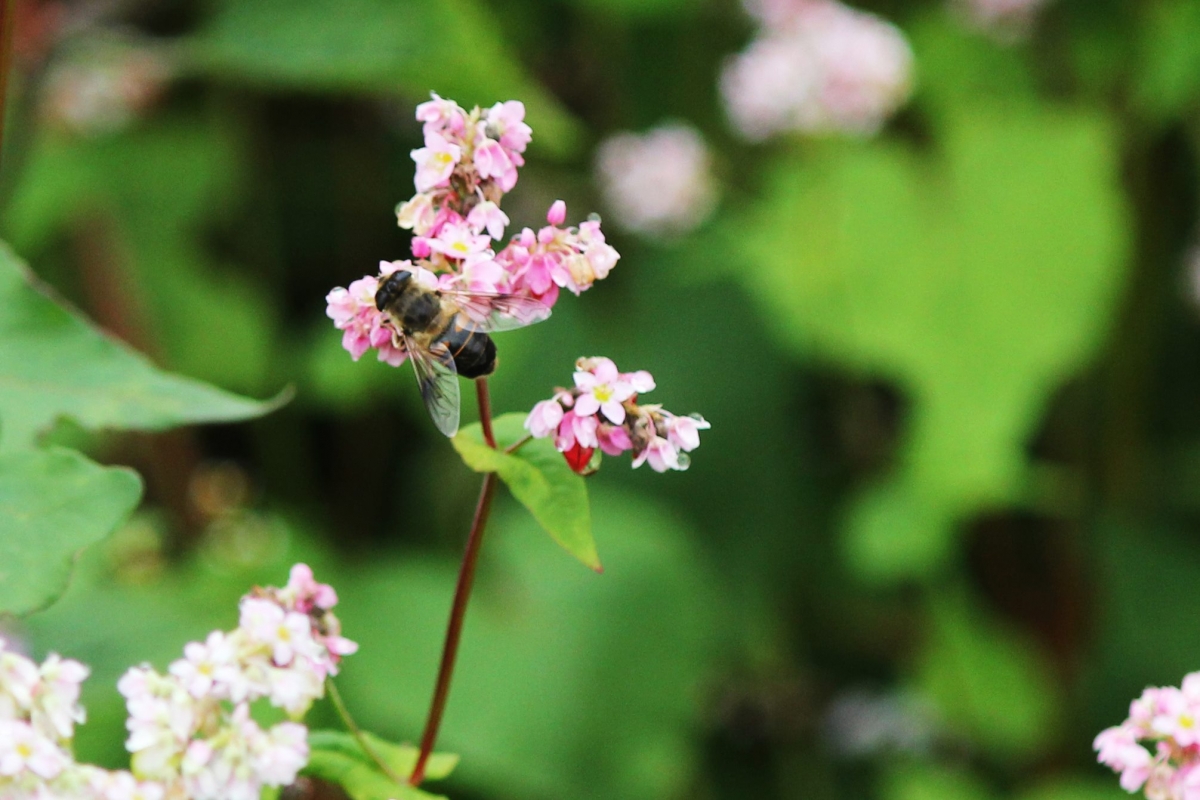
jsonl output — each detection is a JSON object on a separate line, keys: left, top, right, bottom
{"left": 452, "top": 412, "right": 598, "bottom": 570}
{"left": 0, "top": 447, "right": 141, "bottom": 616}
{"left": 0, "top": 242, "right": 287, "bottom": 452}
{"left": 305, "top": 729, "right": 456, "bottom": 800}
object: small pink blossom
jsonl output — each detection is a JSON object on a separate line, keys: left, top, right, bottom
{"left": 573, "top": 358, "right": 634, "bottom": 424}
{"left": 632, "top": 435, "right": 681, "bottom": 473}
{"left": 415, "top": 93, "right": 467, "bottom": 137}
{"left": 526, "top": 399, "right": 565, "bottom": 438}
{"left": 427, "top": 218, "right": 492, "bottom": 260}
{"left": 485, "top": 100, "right": 532, "bottom": 154}
{"left": 473, "top": 137, "right": 518, "bottom": 192}
{"left": 467, "top": 200, "right": 510, "bottom": 240}
{"left": 555, "top": 411, "right": 599, "bottom": 452}
{"left": 547, "top": 200, "right": 566, "bottom": 226}
{"left": 597, "top": 423, "right": 632, "bottom": 456}
{"left": 666, "top": 414, "right": 711, "bottom": 452}
{"left": 411, "top": 131, "right": 462, "bottom": 192}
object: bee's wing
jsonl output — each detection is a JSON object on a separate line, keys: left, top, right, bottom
{"left": 440, "top": 289, "right": 552, "bottom": 333}
{"left": 403, "top": 333, "right": 461, "bottom": 437}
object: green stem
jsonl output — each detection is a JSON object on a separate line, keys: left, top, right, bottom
{"left": 409, "top": 378, "right": 500, "bottom": 786}
{"left": 326, "top": 678, "right": 404, "bottom": 786}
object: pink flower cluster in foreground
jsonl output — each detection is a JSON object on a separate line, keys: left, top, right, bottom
{"left": 721, "top": 0, "right": 914, "bottom": 140}
{"left": 1095, "top": 673, "right": 1200, "bottom": 798}
{"left": 525, "top": 357, "right": 710, "bottom": 474}
{"left": 326, "top": 94, "right": 619, "bottom": 367}
{"left": 0, "top": 564, "right": 352, "bottom": 799}
{"left": 595, "top": 123, "right": 718, "bottom": 238}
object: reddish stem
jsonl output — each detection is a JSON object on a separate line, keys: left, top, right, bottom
{"left": 0, "top": 0, "right": 15, "bottom": 169}
{"left": 409, "top": 378, "right": 499, "bottom": 786}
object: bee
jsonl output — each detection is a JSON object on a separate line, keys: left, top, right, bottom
{"left": 375, "top": 269, "right": 550, "bottom": 437}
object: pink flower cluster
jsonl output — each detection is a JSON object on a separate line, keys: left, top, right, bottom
{"left": 327, "top": 94, "right": 619, "bottom": 366}
{"left": 1095, "top": 673, "right": 1200, "bottom": 798}
{"left": 595, "top": 123, "right": 718, "bottom": 238}
{"left": 118, "top": 564, "right": 356, "bottom": 800}
{"left": 525, "top": 357, "right": 710, "bottom": 474}
{"left": 721, "top": 0, "right": 914, "bottom": 140}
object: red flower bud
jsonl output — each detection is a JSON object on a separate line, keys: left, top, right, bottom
{"left": 563, "top": 443, "right": 595, "bottom": 475}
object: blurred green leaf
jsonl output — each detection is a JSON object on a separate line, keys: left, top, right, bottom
{"left": 6, "top": 118, "right": 279, "bottom": 396}
{"left": 881, "top": 763, "right": 994, "bottom": 800}
{"left": 1132, "top": 0, "right": 1200, "bottom": 121}
{"left": 185, "top": 0, "right": 581, "bottom": 157}
{"left": 0, "top": 447, "right": 140, "bottom": 616}
{"left": 0, "top": 241, "right": 285, "bottom": 451}
{"left": 913, "top": 588, "right": 1061, "bottom": 761}
{"left": 453, "top": 412, "right": 597, "bottom": 571}
{"left": 714, "top": 103, "right": 1128, "bottom": 582}
{"left": 305, "top": 730, "right": 455, "bottom": 800}
{"left": 1016, "top": 777, "right": 1127, "bottom": 800}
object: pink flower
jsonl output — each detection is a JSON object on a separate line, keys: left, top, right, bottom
{"left": 597, "top": 423, "right": 632, "bottom": 456}
{"left": 467, "top": 200, "right": 510, "bottom": 240}
{"left": 632, "top": 435, "right": 681, "bottom": 473}
{"left": 416, "top": 93, "right": 466, "bottom": 136}
{"left": 547, "top": 200, "right": 566, "bottom": 226}
{"left": 411, "top": 131, "right": 462, "bottom": 192}
{"left": 485, "top": 100, "right": 532, "bottom": 154}
{"left": 396, "top": 192, "right": 436, "bottom": 235}
{"left": 526, "top": 399, "right": 565, "bottom": 438}
{"left": 473, "top": 137, "right": 518, "bottom": 192}
{"left": 427, "top": 218, "right": 492, "bottom": 260}
{"left": 326, "top": 276, "right": 381, "bottom": 361}
{"left": 285, "top": 563, "right": 338, "bottom": 612}
{"left": 573, "top": 358, "right": 635, "bottom": 424}
{"left": 595, "top": 124, "right": 718, "bottom": 237}
{"left": 666, "top": 414, "right": 710, "bottom": 452}
{"left": 555, "top": 411, "right": 599, "bottom": 452}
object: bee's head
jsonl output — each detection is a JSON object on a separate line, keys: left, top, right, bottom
{"left": 375, "top": 269, "right": 412, "bottom": 312}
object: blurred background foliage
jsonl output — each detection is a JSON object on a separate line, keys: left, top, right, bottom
{"left": 4, "top": 0, "right": 1200, "bottom": 797}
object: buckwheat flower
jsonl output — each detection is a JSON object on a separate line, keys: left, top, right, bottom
{"left": 0, "top": 719, "right": 68, "bottom": 779}
{"left": 472, "top": 136, "right": 518, "bottom": 193}
{"left": 101, "top": 770, "right": 167, "bottom": 800}
{"left": 573, "top": 357, "right": 634, "bottom": 424}
{"left": 484, "top": 100, "right": 532, "bottom": 155}
{"left": 631, "top": 433, "right": 681, "bottom": 473}
{"left": 665, "top": 413, "right": 711, "bottom": 452}
{"left": 411, "top": 131, "right": 462, "bottom": 193}
{"left": 0, "top": 642, "right": 40, "bottom": 718}
{"left": 282, "top": 563, "right": 338, "bottom": 613}
{"left": 1094, "top": 726, "right": 1153, "bottom": 792}
{"left": 595, "top": 123, "right": 718, "bottom": 237}
{"left": 428, "top": 218, "right": 493, "bottom": 261}
{"left": 255, "top": 721, "right": 308, "bottom": 785}
{"left": 526, "top": 399, "right": 565, "bottom": 438}
{"left": 555, "top": 411, "right": 599, "bottom": 453}
{"left": 527, "top": 358, "right": 708, "bottom": 474}
{"left": 547, "top": 200, "right": 566, "bottom": 226}
{"left": 238, "top": 598, "right": 318, "bottom": 668}
{"left": 325, "top": 276, "right": 382, "bottom": 361}
{"left": 169, "top": 631, "right": 237, "bottom": 700}
{"left": 396, "top": 192, "right": 436, "bottom": 235}
{"left": 416, "top": 93, "right": 467, "bottom": 138}
{"left": 31, "top": 653, "right": 88, "bottom": 741}
{"left": 466, "top": 200, "right": 509, "bottom": 241}
{"left": 721, "top": 0, "right": 914, "bottom": 139}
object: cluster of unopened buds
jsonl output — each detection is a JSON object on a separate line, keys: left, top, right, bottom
{"left": 1095, "top": 672, "right": 1200, "bottom": 798}
{"left": 326, "top": 93, "right": 619, "bottom": 368}
{"left": 0, "top": 564, "right": 353, "bottom": 800}
{"left": 525, "top": 357, "right": 709, "bottom": 474}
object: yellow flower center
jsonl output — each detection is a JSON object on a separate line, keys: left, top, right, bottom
{"left": 594, "top": 385, "right": 613, "bottom": 403}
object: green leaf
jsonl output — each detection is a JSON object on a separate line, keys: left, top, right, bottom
{"left": 185, "top": 0, "right": 581, "bottom": 158}
{"left": 0, "top": 447, "right": 141, "bottom": 615}
{"left": 0, "top": 241, "right": 286, "bottom": 452}
{"left": 1016, "top": 778, "right": 1127, "bottom": 800}
{"left": 5, "top": 117, "right": 280, "bottom": 397}
{"left": 881, "top": 763, "right": 993, "bottom": 800}
{"left": 711, "top": 101, "right": 1128, "bottom": 582}
{"left": 304, "top": 729, "right": 456, "bottom": 800}
{"left": 912, "top": 588, "right": 1061, "bottom": 761}
{"left": 452, "top": 412, "right": 598, "bottom": 571}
